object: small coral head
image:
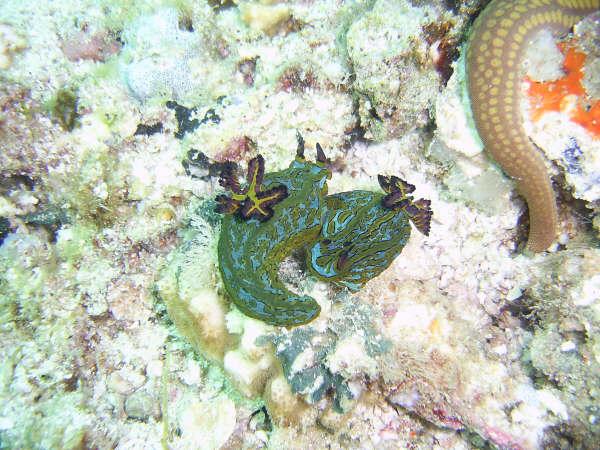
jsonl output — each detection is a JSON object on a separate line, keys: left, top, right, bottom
{"left": 378, "top": 174, "right": 432, "bottom": 236}
{"left": 215, "top": 154, "right": 288, "bottom": 222}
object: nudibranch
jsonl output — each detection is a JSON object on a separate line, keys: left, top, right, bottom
{"left": 216, "top": 140, "right": 432, "bottom": 327}
{"left": 466, "top": 0, "right": 599, "bottom": 252}
{"left": 309, "top": 175, "right": 431, "bottom": 292}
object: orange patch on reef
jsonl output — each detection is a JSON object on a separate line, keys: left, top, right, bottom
{"left": 526, "top": 43, "right": 600, "bottom": 138}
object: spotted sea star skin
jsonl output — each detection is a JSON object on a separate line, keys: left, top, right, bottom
{"left": 467, "top": 0, "right": 599, "bottom": 252}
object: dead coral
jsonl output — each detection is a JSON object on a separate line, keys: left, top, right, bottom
{"left": 48, "top": 87, "right": 80, "bottom": 131}
{"left": 422, "top": 21, "right": 461, "bottom": 86}
{"left": 237, "top": 57, "right": 257, "bottom": 87}
{"left": 345, "top": 1, "right": 441, "bottom": 141}
{"left": 214, "top": 136, "right": 255, "bottom": 163}
{"left": 239, "top": 2, "right": 292, "bottom": 36}
{"left": 0, "top": 83, "right": 68, "bottom": 181}
{"left": 61, "top": 29, "right": 121, "bottom": 62}
{"left": 0, "top": 23, "right": 27, "bottom": 69}
{"left": 522, "top": 248, "right": 600, "bottom": 448}
{"left": 278, "top": 67, "right": 319, "bottom": 93}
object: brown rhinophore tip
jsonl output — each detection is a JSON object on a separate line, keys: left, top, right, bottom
{"left": 219, "top": 165, "right": 242, "bottom": 194}
{"left": 378, "top": 175, "right": 415, "bottom": 196}
{"left": 296, "top": 131, "right": 305, "bottom": 159}
{"left": 316, "top": 143, "right": 328, "bottom": 164}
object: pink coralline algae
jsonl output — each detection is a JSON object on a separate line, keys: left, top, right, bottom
{"left": 61, "top": 30, "right": 121, "bottom": 62}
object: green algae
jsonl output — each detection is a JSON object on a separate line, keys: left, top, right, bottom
{"left": 48, "top": 88, "right": 80, "bottom": 131}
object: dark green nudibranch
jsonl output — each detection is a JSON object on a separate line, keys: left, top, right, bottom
{"left": 216, "top": 140, "right": 432, "bottom": 327}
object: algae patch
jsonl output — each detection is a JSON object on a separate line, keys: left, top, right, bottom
{"left": 47, "top": 87, "right": 80, "bottom": 131}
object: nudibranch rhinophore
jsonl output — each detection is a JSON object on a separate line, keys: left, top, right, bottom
{"left": 216, "top": 139, "right": 432, "bottom": 327}
{"left": 466, "top": 0, "right": 599, "bottom": 252}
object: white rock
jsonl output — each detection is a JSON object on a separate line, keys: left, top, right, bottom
{"left": 180, "top": 395, "right": 236, "bottom": 450}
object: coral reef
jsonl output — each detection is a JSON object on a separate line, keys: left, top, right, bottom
{"left": 345, "top": 0, "right": 439, "bottom": 141}
{"left": 518, "top": 248, "right": 600, "bottom": 447}
{"left": 1, "top": 0, "right": 599, "bottom": 448}
{"left": 344, "top": 0, "right": 471, "bottom": 141}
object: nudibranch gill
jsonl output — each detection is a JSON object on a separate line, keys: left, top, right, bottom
{"left": 466, "top": 0, "right": 599, "bottom": 252}
{"left": 216, "top": 142, "right": 433, "bottom": 327}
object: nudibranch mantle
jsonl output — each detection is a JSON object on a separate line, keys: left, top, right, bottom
{"left": 216, "top": 144, "right": 432, "bottom": 327}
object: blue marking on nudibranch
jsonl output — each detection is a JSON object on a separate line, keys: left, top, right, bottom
{"left": 215, "top": 139, "right": 433, "bottom": 326}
